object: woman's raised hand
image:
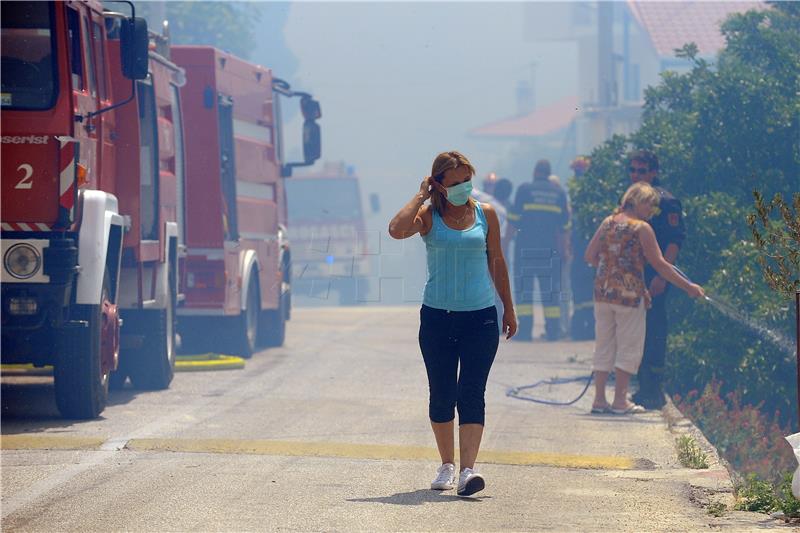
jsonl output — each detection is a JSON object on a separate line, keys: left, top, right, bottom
{"left": 420, "top": 176, "right": 447, "bottom": 201}
{"left": 419, "top": 177, "right": 433, "bottom": 201}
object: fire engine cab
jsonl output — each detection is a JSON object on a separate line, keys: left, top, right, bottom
{"left": 1, "top": 0, "right": 180, "bottom": 418}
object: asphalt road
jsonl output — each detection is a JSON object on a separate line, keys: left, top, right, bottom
{"left": 1, "top": 306, "right": 780, "bottom": 532}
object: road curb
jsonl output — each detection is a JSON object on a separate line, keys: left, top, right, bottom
{"left": 661, "top": 395, "right": 739, "bottom": 487}
{"left": 660, "top": 395, "right": 785, "bottom": 528}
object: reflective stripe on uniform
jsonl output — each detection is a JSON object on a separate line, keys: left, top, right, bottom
{"left": 515, "top": 304, "right": 533, "bottom": 316}
{"left": 507, "top": 212, "right": 521, "bottom": 221}
{"left": 543, "top": 306, "right": 561, "bottom": 318}
{"left": 523, "top": 203, "right": 563, "bottom": 214}
{"left": 573, "top": 301, "right": 594, "bottom": 311}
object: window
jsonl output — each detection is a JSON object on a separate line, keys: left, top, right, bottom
{"left": 81, "top": 16, "right": 96, "bottom": 97}
{"left": 92, "top": 21, "right": 107, "bottom": 100}
{"left": 285, "top": 179, "right": 362, "bottom": 223}
{"left": 137, "top": 82, "right": 160, "bottom": 241}
{"left": 66, "top": 8, "right": 83, "bottom": 91}
{"left": 218, "top": 96, "right": 239, "bottom": 240}
{"left": 0, "top": 1, "right": 58, "bottom": 109}
{"left": 170, "top": 85, "right": 186, "bottom": 244}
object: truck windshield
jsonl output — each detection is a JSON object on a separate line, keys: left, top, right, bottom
{"left": 1, "top": 2, "right": 58, "bottom": 110}
{"left": 286, "top": 178, "right": 362, "bottom": 222}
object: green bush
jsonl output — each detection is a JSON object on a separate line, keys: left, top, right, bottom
{"left": 778, "top": 473, "right": 800, "bottom": 518}
{"left": 735, "top": 474, "right": 780, "bottom": 513}
{"left": 734, "top": 472, "right": 800, "bottom": 517}
{"left": 570, "top": 3, "right": 799, "bottom": 430}
{"left": 676, "top": 435, "right": 710, "bottom": 469}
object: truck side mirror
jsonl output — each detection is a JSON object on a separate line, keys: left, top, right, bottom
{"left": 120, "top": 17, "right": 149, "bottom": 80}
{"left": 300, "top": 96, "right": 321, "bottom": 121}
{"left": 302, "top": 120, "right": 321, "bottom": 165}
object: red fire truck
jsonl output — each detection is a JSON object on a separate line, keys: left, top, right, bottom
{"left": 109, "top": 29, "right": 186, "bottom": 392}
{"left": 171, "top": 47, "right": 321, "bottom": 356}
{"left": 1, "top": 0, "right": 145, "bottom": 417}
{"left": 1, "top": 1, "right": 183, "bottom": 418}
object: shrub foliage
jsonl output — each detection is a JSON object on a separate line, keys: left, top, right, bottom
{"left": 570, "top": 3, "right": 799, "bottom": 430}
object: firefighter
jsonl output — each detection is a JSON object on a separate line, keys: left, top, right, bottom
{"left": 626, "top": 150, "right": 686, "bottom": 409}
{"left": 508, "top": 159, "right": 569, "bottom": 341}
{"left": 568, "top": 156, "right": 595, "bottom": 340}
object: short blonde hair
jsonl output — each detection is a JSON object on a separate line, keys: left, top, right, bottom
{"left": 430, "top": 151, "right": 476, "bottom": 215}
{"left": 617, "top": 182, "right": 660, "bottom": 215}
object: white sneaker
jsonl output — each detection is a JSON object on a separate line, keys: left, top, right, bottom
{"left": 457, "top": 468, "right": 485, "bottom": 496}
{"left": 430, "top": 463, "right": 456, "bottom": 490}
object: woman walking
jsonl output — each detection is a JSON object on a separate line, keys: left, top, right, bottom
{"left": 584, "top": 182, "right": 704, "bottom": 414}
{"left": 388, "top": 151, "right": 517, "bottom": 496}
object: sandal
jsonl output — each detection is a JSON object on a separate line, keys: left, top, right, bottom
{"left": 590, "top": 405, "right": 611, "bottom": 414}
{"left": 610, "top": 403, "right": 646, "bottom": 415}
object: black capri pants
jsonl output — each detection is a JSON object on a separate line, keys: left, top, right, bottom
{"left": 418, "top": 305, "right": 500, "bottom": 426}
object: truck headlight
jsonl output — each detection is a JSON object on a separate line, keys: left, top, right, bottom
{"left": 4, "top": 243, "right": 41, "bottom": 280}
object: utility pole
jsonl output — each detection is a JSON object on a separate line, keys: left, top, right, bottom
{"left": 597, "top": 1, "right": 614, "bottom": 108}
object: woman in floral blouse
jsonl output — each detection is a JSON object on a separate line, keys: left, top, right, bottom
{"left": 584, "top": 182, "right": 704, "bottom": 414}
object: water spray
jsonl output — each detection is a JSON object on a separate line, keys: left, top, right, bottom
{"left": 671, "top": 265, "right": 795, "bottom": 358}
{"left": 507, "top": 265, "right": 795, "bottom": 406}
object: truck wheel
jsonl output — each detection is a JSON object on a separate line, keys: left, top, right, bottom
{"left": 228, "top": 278, "right": 259, "bottom": 358}
{"left": 127, "top": 268, "right": 176, "bottom": 390}
{"left": 259, "top": 291, "right": 286, "bottom": 348}
{"left": 54, "top": 273, "right": 113, "bottom": 419}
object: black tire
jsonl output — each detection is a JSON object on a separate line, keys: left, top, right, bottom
{"left": 127, "top": 267, "right": 176, "bottom": 390}
{"left": 54, "top": 273, "right": 111, "bottom": 419}
{"left": 260, "top": 291, "right": 286, "bottom": 348}
{"left": 226, "top": 277, "right": 259, "bottom": 358}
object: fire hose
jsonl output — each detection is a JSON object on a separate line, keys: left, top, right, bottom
{"left": 507, "top": 265, "right": 794, "bottom": 406}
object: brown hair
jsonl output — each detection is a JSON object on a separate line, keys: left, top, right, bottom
{"left": 429, "top": 151, "right": 476, "bottom": 215}
{"left": 627, "top": 149, "right": 659, "bottom": 172}
{"left": 615, "top": 182, "right": 660, "bottom": 216}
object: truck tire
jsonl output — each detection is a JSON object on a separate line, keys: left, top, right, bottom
{"left": 259, "top": 291, "right": 286, "bottom": 348}
{"left": 54, "top": 273, "right": 111, "bottom": 419}
{"left": 127, "top": 266, "right": 176, "bottom": 390}
{"left": 227, "top": 277, "right": 259, "bottom": 358}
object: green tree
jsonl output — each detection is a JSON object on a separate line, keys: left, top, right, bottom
{"left": 570, "top": 3, "right": 800, "bottom": 425}
{"left": 137, "top": 2, "right": 264, "bottom": 60}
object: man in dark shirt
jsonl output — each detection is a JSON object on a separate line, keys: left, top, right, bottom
{"left": 507, "top": 160, "right": 569, "bottom": 341}
{"left": 627, "top": 150, "right": 686, "bottom": 409}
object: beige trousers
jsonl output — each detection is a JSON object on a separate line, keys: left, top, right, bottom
{"left": 592, "top": 300, "right": 646, "bottom": 375}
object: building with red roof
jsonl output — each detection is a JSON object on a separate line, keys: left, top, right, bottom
{"left": 472, "top": 1, "right": 763, "bottom": 155}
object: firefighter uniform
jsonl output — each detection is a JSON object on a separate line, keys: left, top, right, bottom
{"left": 634, "top": 178, "right": 686, "bottom": 407}
{"left": 508, "top": 179, "right": 569, "bottom": 341}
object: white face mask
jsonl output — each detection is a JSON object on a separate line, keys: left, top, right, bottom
{"left": 446, "top": 181, "right": 473, "bottom": 206}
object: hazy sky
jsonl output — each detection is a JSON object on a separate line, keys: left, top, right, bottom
{"left": 279, "top": 2, "right": 577, "bottom": 216}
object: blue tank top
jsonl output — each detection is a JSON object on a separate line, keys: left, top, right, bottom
{"left": 421, "top": 202, "right": 496, "bottom": 311}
